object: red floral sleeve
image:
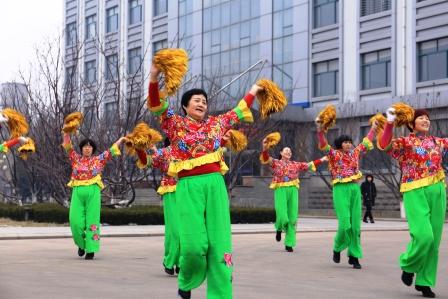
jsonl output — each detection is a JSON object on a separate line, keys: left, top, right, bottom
{"left": 292, "top": 161, "right": 311, "bottom": 172}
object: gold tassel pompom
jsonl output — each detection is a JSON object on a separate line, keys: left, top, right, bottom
{"left": 226, "top": 129, "right": 248, "bottom": 153}
{"left": 392, "top": 102, "right": 414, "bottom": 128}
{"left": 153, "top": 48, "right": 189, "bottom": 96}
{"left": 18, "top": 138, "right": 36, "bottom": 160}
{"left": 63, "top": 112, "right": 83, "bottom": 134}
{"left": 369, "top": 113, "right": 387, "bottom": 133}
{"left": 255, "top": 79, "right": 288, "bottom": 119}
{"left": 1, "top": 108, "right": 29, "bottom": 138}
{"left": 125, "top": 122, "right": 163, "bottom": 155}
{"left": 263, "top": 132, "right": 281, "bottom": 150}
{"left": 316, "top": 105, "right": 336, "bottom": 132}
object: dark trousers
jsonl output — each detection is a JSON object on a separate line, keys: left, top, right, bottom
{"left": 363, "top": 203, "right": 374, "bottom": 222}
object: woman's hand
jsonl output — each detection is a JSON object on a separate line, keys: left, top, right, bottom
{"left": 150, "top": 64, "right": 160, "bottom": 82}
{"left": 250, "top": 84, "right": 263, "bottom": 96}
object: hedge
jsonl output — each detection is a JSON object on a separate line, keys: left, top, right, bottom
{"left": 0, "top": 203, "right": 275, "bottom": 225}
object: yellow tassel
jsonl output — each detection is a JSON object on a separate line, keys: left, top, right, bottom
{"left": 226, "top": 129, "right": 248, "bottom": 153}
{"left": 392, "top": 102, "right": 414, "bottom": 128}
{"left": 125, "top": 122, "right": 163, "bottom": 155}
{"left": 153, "top": 48, "right": 189, "bottom": 96}
{"left": 1, "top": 108, "right": 29, "bottom": 138}
{"left": 17, "top": 138, "right": 36, "bottom": 160}
{"left": 316, "top": 105, "right": 336, "bottom": 132}
{"left": 369, "top": 113, "right": 387, "bottom": 147}
{"left": 63, "top": 112, "right": 83, "bottom": 134}
{"left": 255, "top": 79, "right": 288, "bottom": 119}
{"left": 263, "top": 132, "right": 281, "bottom": 149}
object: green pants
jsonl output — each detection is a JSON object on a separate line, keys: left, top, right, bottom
{"left": 400, "top": 181, "right": 446, "bottom": 287}
{"left": 332, "top": 182, "right": 362, "bottom": 258}
{"left": 274, "top": 186, "right": 299, "bottom": 248}
{"left": 163, "top": 191, "right": 180, "bottom": 269}
{"left": 69, "top": 185, "right": 101, "bottom": 253}
{"left": 176, "top": 173, "right": 232, "bottom": 299}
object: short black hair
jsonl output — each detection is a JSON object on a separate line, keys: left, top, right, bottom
{"left": 334, "top": 135, "right": 353, "bottom": 150}
{"left": 181, "top": 88, "right": 208, "bottom": 115}
{"left": 163, "top": 137, "right": 170, "bottom": 147}
{"left": 79, "top": 138, "right": 97, "bottom": 154}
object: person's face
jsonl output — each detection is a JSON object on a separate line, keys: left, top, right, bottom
{"left": 367, "top": 177, "right": 372, "bottom": 182}
{"left": 341, "top": 141, "right": 353, "bottom": 152}
{"left": 280, "top": 147, "right": 292, "bottom": 160}
{"left": 412, "top": 115, "right": 430, "bottom": 133}
{"left": 222, "top": 130, "right": 231, "bottom": 143}
{"left": 82, "top": 144, "right": 93, "bottom": 157}
{"left": 184, "top": 95, "right": 207, "bottom": 121}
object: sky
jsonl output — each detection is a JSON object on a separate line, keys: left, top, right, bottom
{"left": 0, "top": 0, "right": 63, "bottom": 83}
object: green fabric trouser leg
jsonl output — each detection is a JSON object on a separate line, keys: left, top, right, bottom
{"left": 176, "top": 173, "right": 232, "bottom": 299}
{"left": 163, "top": 191, "right": 180, "bottom": 269}
{"left": 332, "top": 182, "right": 363, "bottom": 258}
{"left": 274, "top": 186, "right": 299, "bottom": 248}
{"left": 69, "top": 185, "right": 101, "bottom": 253}
{"left": 400, "top": 181, "right": 446, "bottom": 287}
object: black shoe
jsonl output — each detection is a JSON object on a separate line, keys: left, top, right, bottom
{"left": 85, "top": 252, "right": 94, "bottom": 260}
{"left": 77, "top": 248, "right": 85, "bottom": 257}
{"left": 401, "top": 271, "right": 414, "bottom": 286}
{"left": 285, "top": 246, "right": 293, "bottom": 252}
{"left": 175, "top": 266, "right": 180, "bottom": 274}
{"left": 275, "top": 231, "right": 282, "bottom": 242}
{"left": 164, "top": 264, "right": 174, "bottom": 276}
{"left": 370, "top": 219, "right": 375, "bottom": 223}
{"left": 348, "top": 256, "right": 362, "bottom": 269}
{"left": 415, "top": 285, "right": 436, "bottom": 298}
{"left": 363, "top": 219, "right": 368, "bottom": 223}
{"left": 178, "top": 289, "right": 191, "bottom": 299}
{"left": 333, "top": 250, "right": 340, "bottom": 263}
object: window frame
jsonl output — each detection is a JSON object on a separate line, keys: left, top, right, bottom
{"left": 106, "top": 6, "right": 119, "bottom": 33}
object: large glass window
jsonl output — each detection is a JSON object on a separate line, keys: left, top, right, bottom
{"left": 314, "top": 0, "right": 338, "bottom": 29}
{"left": 361, "top": 49, "right": 391, "bottom": 90}
{"left": 129, "top": 0, "right": 142, "bottom": 25}
{"left": 152, "top": 39, "right": 168, "bottom": 56}
{"left": 418, "top": 37, "right": 448, "bottom": 82}
{"left": 360, "top": 0, "right": 391, "bottom": 17}
{"left": 106, "top": 6, "right": 119, "bottom": 33}
{"left": 66, "top": 22, "right": 77, "bottom": 46}
{"left": 84, "top": 60, "right": 97, "bottom": 85}
{"left": 313, "top": 59, "right": 339, "bottom": 97}
{"left": 128, "top": 47, "right": 142, "bottom": 74}
{"left": 85, "top": 15, "right": 96, "bottom": 40}
{"left": 105, "top": 54, "right": 119, "bottom": 81}
{"left": 154, "top": 0, "right": 168, "bottom": 16}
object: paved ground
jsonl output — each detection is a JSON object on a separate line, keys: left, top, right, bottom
{"left": 1, "top": 223, "right": 448, "bottom": 299}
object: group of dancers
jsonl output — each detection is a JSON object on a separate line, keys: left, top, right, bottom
{"left": 43, "top": 48, "right": 445, "bottom": 299}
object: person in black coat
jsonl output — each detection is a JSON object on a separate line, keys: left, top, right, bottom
{"left": 361, "top": 175, "right": 376, "bottom": 223}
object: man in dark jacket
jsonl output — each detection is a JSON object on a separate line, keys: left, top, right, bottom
{"left": 361, "top": 175, "right": 376, "bottom": 223}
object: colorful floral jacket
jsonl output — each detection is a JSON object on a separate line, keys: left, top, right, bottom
{"left": 267, "top": 158, "right": 317, "bottom": 189}
{"left": 63, "top": 141, "right": 121, "bottom": 189}
{"left": 151, "top": 147, "right": 177, "bottom": 195}
{"left": 383, "top": 133, "right": 447, "bottom": 192}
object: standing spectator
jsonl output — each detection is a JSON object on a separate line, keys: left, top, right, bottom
{"left": 361, "top": 175, "right": 376, "bottom": 223}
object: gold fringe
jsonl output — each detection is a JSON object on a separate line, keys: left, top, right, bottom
{"left": 18, "top": 138, "right": 36, "bottom": 160}
{"left": 67, "top": 174, "right": 105, "bottom": 189}
{"left": 400, "top": 170, "right": 445, "bottom": 193}
{"left": 125, "top": 122, "right": 163, "bottom": 155}
{"left": 392, "top": 102, "right": 414, "bottom": 128}
{"left": 157, "top": 184, "right": 177, "bottom": 195}
{"left": 269, "top": 179, "right": 300, "bottom": 189}
{"left": 153, "top": 48, "right": 189, "bottom": 96}
{"left": 167, "top": 148, "right": 224, "bottom": 177}
{"left": 226, "top": 130, "right": 248, "bottom": 153}
{"left": 255, "top": 79, "right": 288, "bottom": 119}
{"left": 332, "top": 172, "right": 363, "bottom": 185}
{"left": 316, "top": 105, "right": 336, "bottom": 132}
{"left": 2, "top": 108, "right": 29, "bottom": 138}
{"left": 263, "top": 132, "right": 281, "bottom": 149}
{"left": 63, "top": 111, "right": 83, "bottom": 134}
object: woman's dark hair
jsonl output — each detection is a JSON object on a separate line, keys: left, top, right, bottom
{"left": 334, "top": 135, "right": 353, "bottom": 150}
{"left": 181, "top": 88, "right": 208, "bottom": 115}
{"left": 163, "top": 137, "right": 170, "bottom": 147}
{"left": 79, "top": 138, "right": 97, "bottom": 154}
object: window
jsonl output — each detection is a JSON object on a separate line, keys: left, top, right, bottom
{"left": 361, "top": 0, "right": 391, "bottom": 17}
{"left": 106, "top": 6, "right": 119, "bottom": 33}
{"left": 104, "top": 102, "right": 118, "bottom": 126}
{"left": 128, "top": 47, "right": 142, "bottom": 74}
{"left": 418, "top": 37, "right": 448, "bottom": 82}
{"left": 313, "top": 59, "right": 338, "bottom": 97}
{"left": 361, "top": 49, "right": 391, "bottom": 90}
{"left": 153, "top": 40, "right": 168, "bottom": 56}
{"left": 65, "top": 22, "right": 77, "bottom": 46}
{"left": 85, "top": 15, "right": 96, "bottom": 40}
{"left": 154, "top": 0, "right": 168, "bottom": 16}
{"left": 129, "top": 0, "right": 142, "bottom": 25}
{"left": 84, "top": 60, "right": 97, "bottom": 85}
{"left": 105, "top": 54, "right": 119, "bottom": 80}
{"left": 314, "top": 0, "right": 338, "bottom": 29}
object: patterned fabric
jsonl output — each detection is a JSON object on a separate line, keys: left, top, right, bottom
{"left": 269, "top": 159, "right": 315, "bottom": 189}
{"left": 321, "top": 137, "right": 373, "bottom": 184}
{"left": 384, "top": 133, "right": 448, "bottom": 192}
{"left": 151, "top": 147, "right": 177, "bottom": 195}
{"left": 64, "top": 143, "right": 120, "bottom": 189}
